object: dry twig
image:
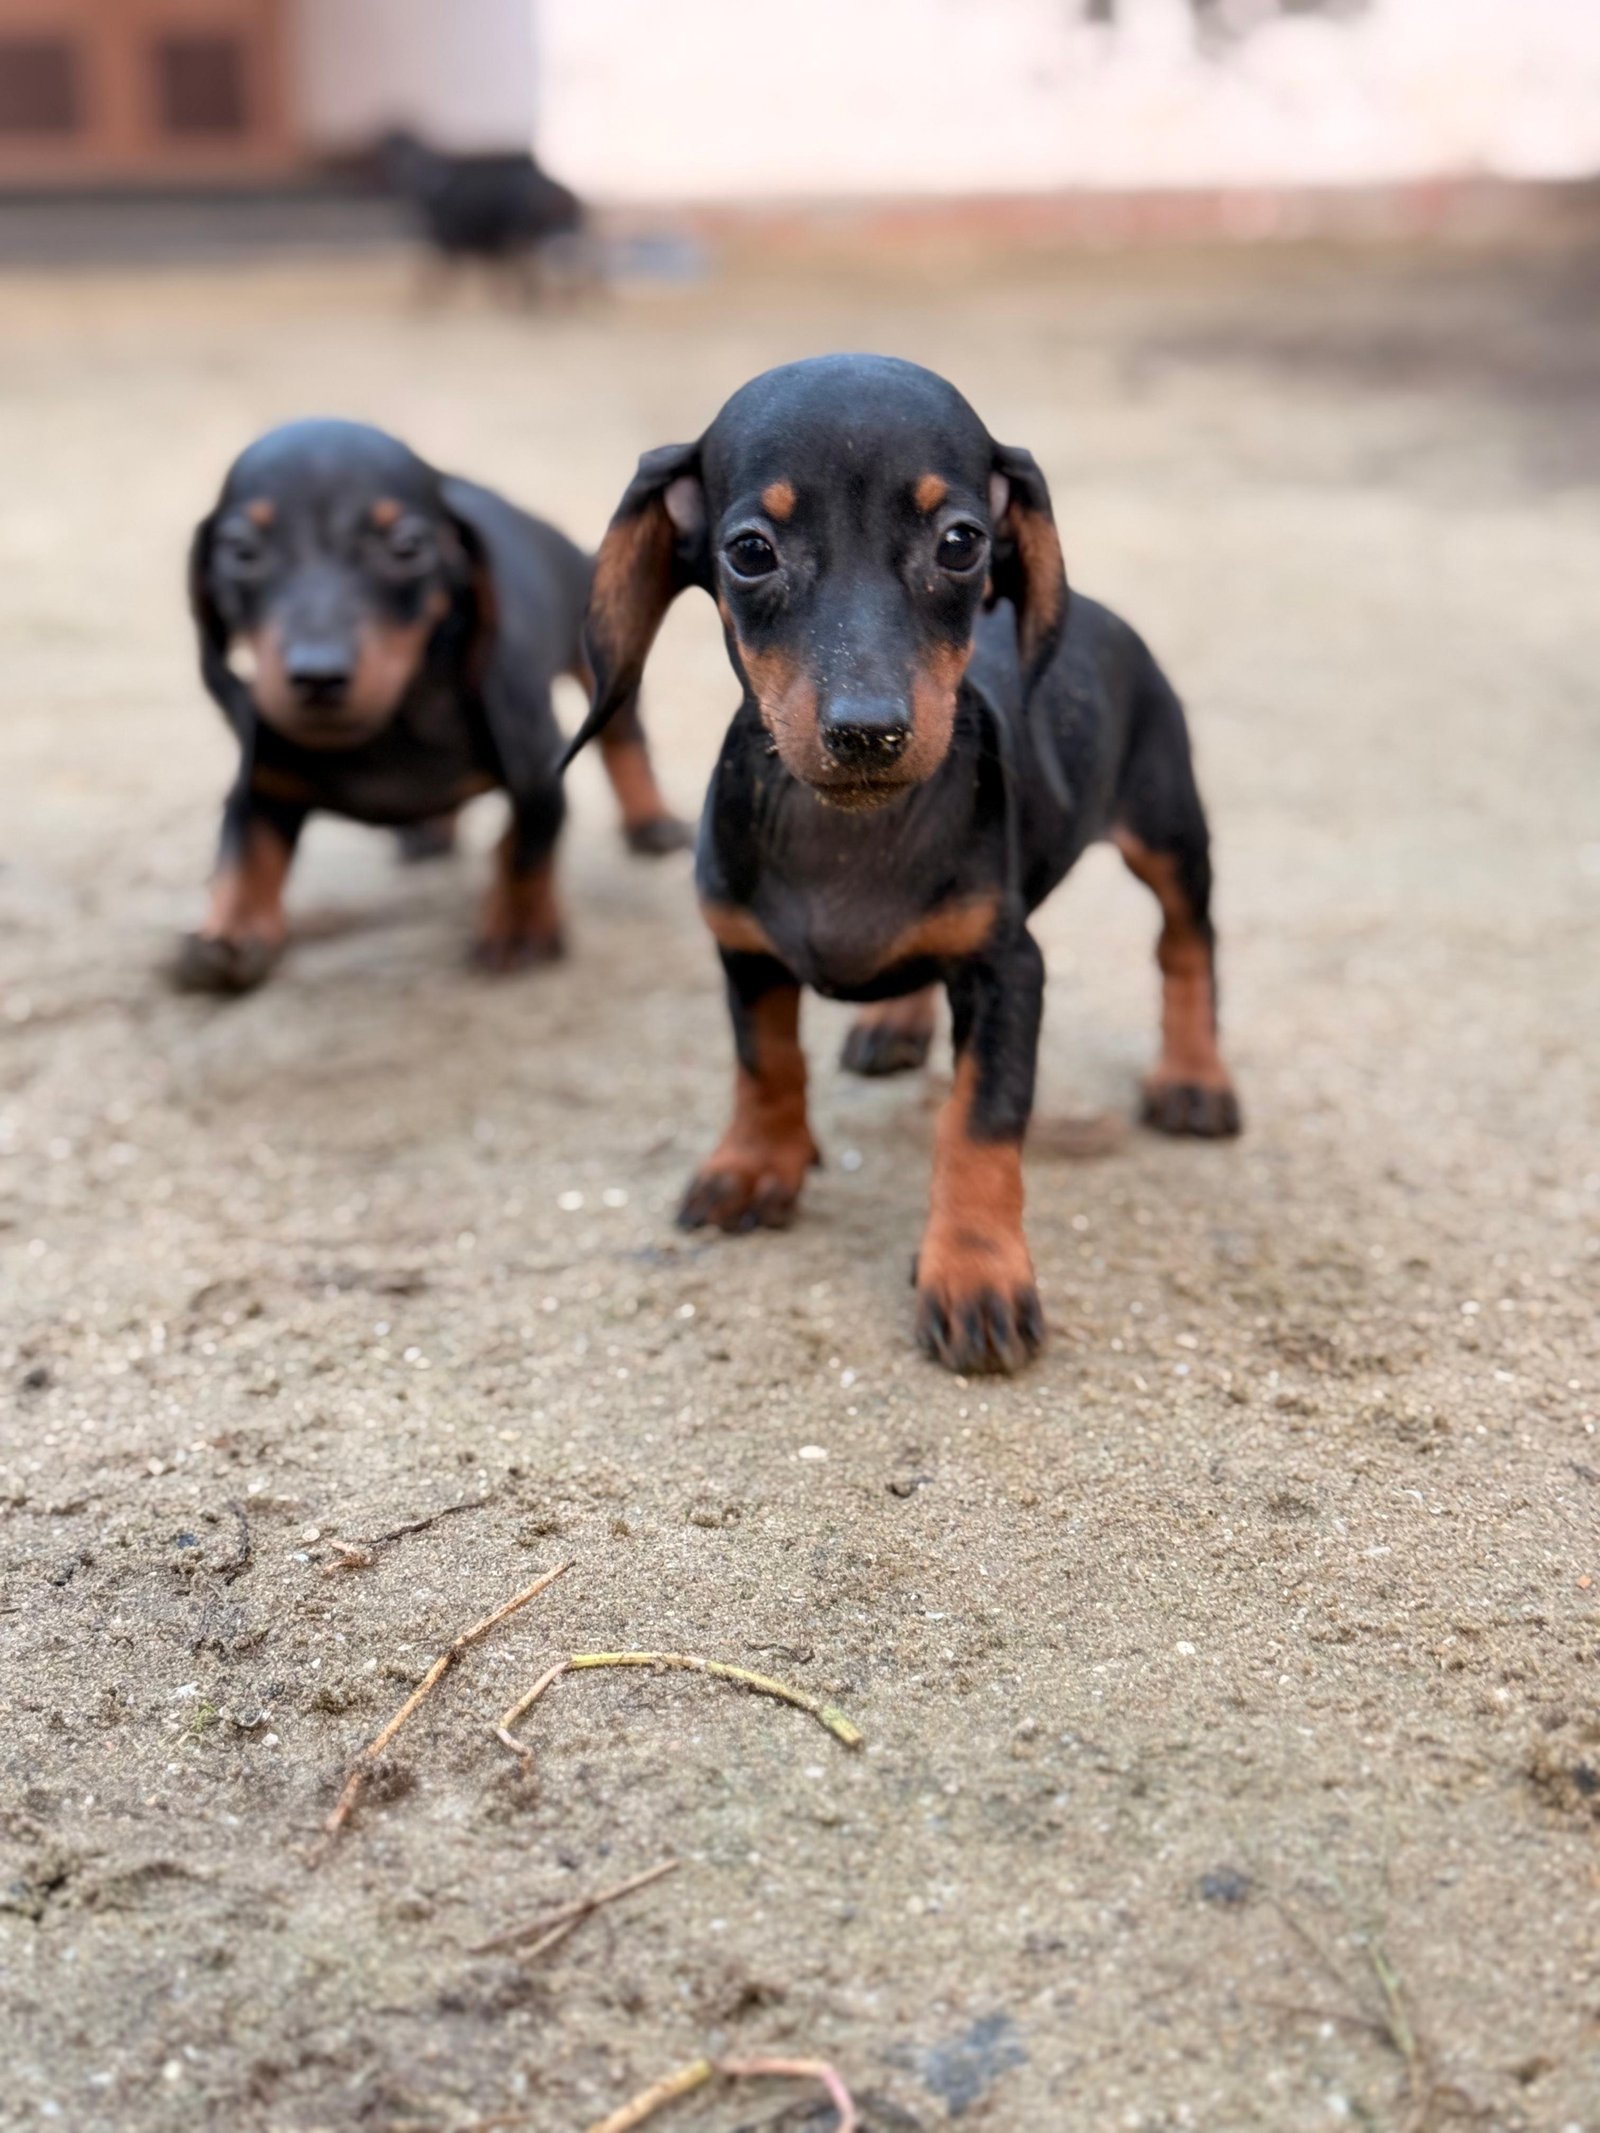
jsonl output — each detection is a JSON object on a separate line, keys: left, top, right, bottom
{"left": 584, "top": 2061, "right": 715, "bottom": 2133}
{"left": 314, "top": 1559, "right": 573, "bottom": 1856}
{"left": 582, "top": 2054, "right": 858, "bottom": 2133}
{"left": 495, "top": 1650, "right": 862, "bottom": 1760}
{"left": 468, "top": 1856, "right": 680, "bottom": 1958}
{"left": 322, "top": 1495, "right": 492, "bottom": 1573}
{"left": 494, "top": 1658, "right": 570, "bottom": 1758}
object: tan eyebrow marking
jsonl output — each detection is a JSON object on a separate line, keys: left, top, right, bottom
{"left": 914, "top": 473, "right": 948, "bottom": 513}
{"left": 371, "top": 497, "right": 404, "bottom": 529}
{"left": 244, "top": 498, "right": 276, "bottom": 527}
{"left": 761, "top": 480, "right": 797, "bottom": 521}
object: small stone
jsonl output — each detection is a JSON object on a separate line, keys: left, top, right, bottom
{"left": 1199, "top": 1867, "right": 1252, "bottom": 1906}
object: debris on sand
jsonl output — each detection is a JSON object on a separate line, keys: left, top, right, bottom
{"left": 313, "top": 1559, "right": 574, "bottom": 1858}
{"left": 467, "top": 1855, "right": 680, "bottom": 1962}
{"left": 494, "top": 1649, "right": 864, "bottom": 1763}
{"left": 583, "top": 2054, "right": 858, "bottom": 2133}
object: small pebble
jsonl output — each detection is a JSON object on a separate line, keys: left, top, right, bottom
{"left": 1199, "top": 1867, "right": 1252, "bottom": 1906}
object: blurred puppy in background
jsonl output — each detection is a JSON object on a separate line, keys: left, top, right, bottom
{"left": 181, "top": 417, "right": 687, "bottom": 994}
{"left": 378, "top": 128, "right": 599, "bottom": 303}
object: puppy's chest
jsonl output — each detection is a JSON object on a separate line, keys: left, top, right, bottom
{"left": 259, "top": 685, "right": 497, "bottom": 825}
{"left": 736, "top": 857, "right": 997, "bottom": 998}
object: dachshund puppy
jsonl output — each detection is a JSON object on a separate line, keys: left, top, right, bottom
{"left": 567, "top": 355, "right": 1242, "bottom": 1376}
{"left": 181, "top": 418, "right": 686, "bottom": 992}
{"left": 378, "top": 129, "right": 594, "bottom": 301}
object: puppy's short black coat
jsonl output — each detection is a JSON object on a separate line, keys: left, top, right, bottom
{"left": 380, "top": 130, "right": 589, "bottom": 288}
{"left": 569, "top": 355, "right": 1241, "bottom": 1375}
{"left": 184, "top": 417, "right": 685, "bottom": 992}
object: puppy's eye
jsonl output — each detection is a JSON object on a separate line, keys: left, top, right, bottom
{"left": 725, "top": 532, "right": 779, "bottom": 581}
{"left": 216, "top": 526, "right": 270, "bottom": 575}
{"left": 936, "top": 523, "right": 986, "bottom": 573}
{"left": 384, "top": 518, "right": 435, "bottom": 569}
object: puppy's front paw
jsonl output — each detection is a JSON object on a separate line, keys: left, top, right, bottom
{"left": 624, "top": 813, "right": 695, "bottom": 858}
{"left": 1141, "top": 1073, "right": 1242, "bottom": 1139}
{"left": 470, "top": 923, "right": 566, "bottom": 974}
{"left": 172, "top": 932, "right": 280, "bottom": 996}
{"left": 677, "top": 1130, "right": 819, "bottom": 1235}
{"left": 473, "top": 865, "right": 564, "bottom": 974}
{"left": 915, "top": 1225, "right": 1044, "bottom": 1375}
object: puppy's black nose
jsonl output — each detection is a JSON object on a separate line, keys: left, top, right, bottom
{"left": 285, "top": 645, "right": 353, "bottom": 709}
{"left": 820, "top": 696, "right": 911, "bottom": 768}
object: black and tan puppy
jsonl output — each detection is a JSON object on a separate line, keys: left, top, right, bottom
{"left": 567, "top": 355, "right": 1241, "bottom": 1376}
{"left": 181, "top": 417, "right": 686, "bottom": 992}
{"left": 378, "top": 129, "right": 593, "bottom": 300}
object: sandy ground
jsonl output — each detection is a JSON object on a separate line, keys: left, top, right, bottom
{"left": 1, "top": 236, "right": 1597, "bottom": 2133}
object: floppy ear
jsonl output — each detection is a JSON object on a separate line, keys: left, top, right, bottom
{"left": 988, "top": 444, "right": 1068, "bottom": 689}
{"left": 562, "top": 440, "right": 708, "bottom": 769}
{"left": 439, "top": 475, "right": 567, "bottom": 801}
{"left": 437, "top": 478, "right": 499, "bottom": 676}
{"left": 187, "top": 512, "right": 256, "bottom": 742}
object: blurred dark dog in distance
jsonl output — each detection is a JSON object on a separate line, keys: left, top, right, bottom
{"left": 377, "top": 126, "right": 600, "bottom": 303}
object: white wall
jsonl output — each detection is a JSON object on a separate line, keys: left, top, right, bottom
{"left": 536, "top": 0, "right": 1600, "bottom": 202}
{"left": 294, "top": 0, "right": 536, "bottom": 153}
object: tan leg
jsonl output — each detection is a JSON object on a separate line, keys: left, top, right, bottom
{"left": 473, "top": 832, "right": 564, "bottom": 972}
{"left": 1114, "top": 828, "right": 1241, "bottom": 1137}
{"left": 915, "top": 1054, "right": 1043, "bottom": 1374}
{"left": 678, "top": 980, "right": 819, "bottom": 1232}
{"left": 174, "top": 812, "right": 298, "bottom": 995}
{"left": 573, "top": 656, "right": 693, "bottom": 857}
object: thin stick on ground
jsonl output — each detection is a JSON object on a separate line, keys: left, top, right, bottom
{"left": 584, "top": 2058, "right": 714, "bottom": 2133}
{"left": 315, "top": 1559, "right": 574, "bottom": 1856}
{"left": 494, "top": 1658, "right": 570, "bottom": 1759}
{"left": 468, "top": 1856, "right": 680, "bottom": 1957}
{"left": 720, "top": 2058, "right": 858, "bottom": 2129}
{"left": 495, "top": 1650, "right": 863, "bottom": 1755}
{"left": 581, "top": 2055, "right": 858, "bottom": 2133}
{"left": 323, "top": 1495, "right": 493, "bottom": 1574}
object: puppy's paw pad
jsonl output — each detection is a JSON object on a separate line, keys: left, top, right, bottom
{"left": 171, "top": 933, "right": 278, "bottom": 996}
{"left": 624, "top": 814, "right": 694, "bottom": 858}
{"left": 916, "top": 1280, "right": 1044, "bottom": 1376}
{"left": 1141, "top": 1078, "right": 1242, "bottom": 1139}
{"left": 839, "top": 1021, "right": 932, "bottom": 1078}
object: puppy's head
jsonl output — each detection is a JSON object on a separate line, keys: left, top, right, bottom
{"left": 573, "top": 355, "right": 1067, "bottom": 810}
{"left": 190, "top": 420, "right": 480, "bottom": 751}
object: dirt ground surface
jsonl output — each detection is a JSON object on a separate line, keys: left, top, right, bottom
{"left": 1, "top": 233, "right": 1598, "bottom": 2133}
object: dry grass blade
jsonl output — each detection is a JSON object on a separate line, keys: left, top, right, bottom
{"left": 494, "top": 1657, "right": 570, "bottom": 1759}
{"left": 578, "top": 2054, "right": 858, "bottom": 2133}
{"left": 719, "top": 2056, "right": 858, "bottom": 2129}
{"left": 583, "top": 2057, "right": 715, "bottom": 2132}
{"left": 314, "top": 1559, "right": 574, "bottom": 1857}
{"left": 468, "top": 1856, "right": 680, "bottom": 1957}
{"left": 565, "top": 1651, "right": 864, "bottom": 1748}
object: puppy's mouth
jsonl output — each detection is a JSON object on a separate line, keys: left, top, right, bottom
{"left": 263, "top": 700, "right": 399, "bottom": 750}
{"left": 804, "top": 765, "right": 922, "bottom": 813}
